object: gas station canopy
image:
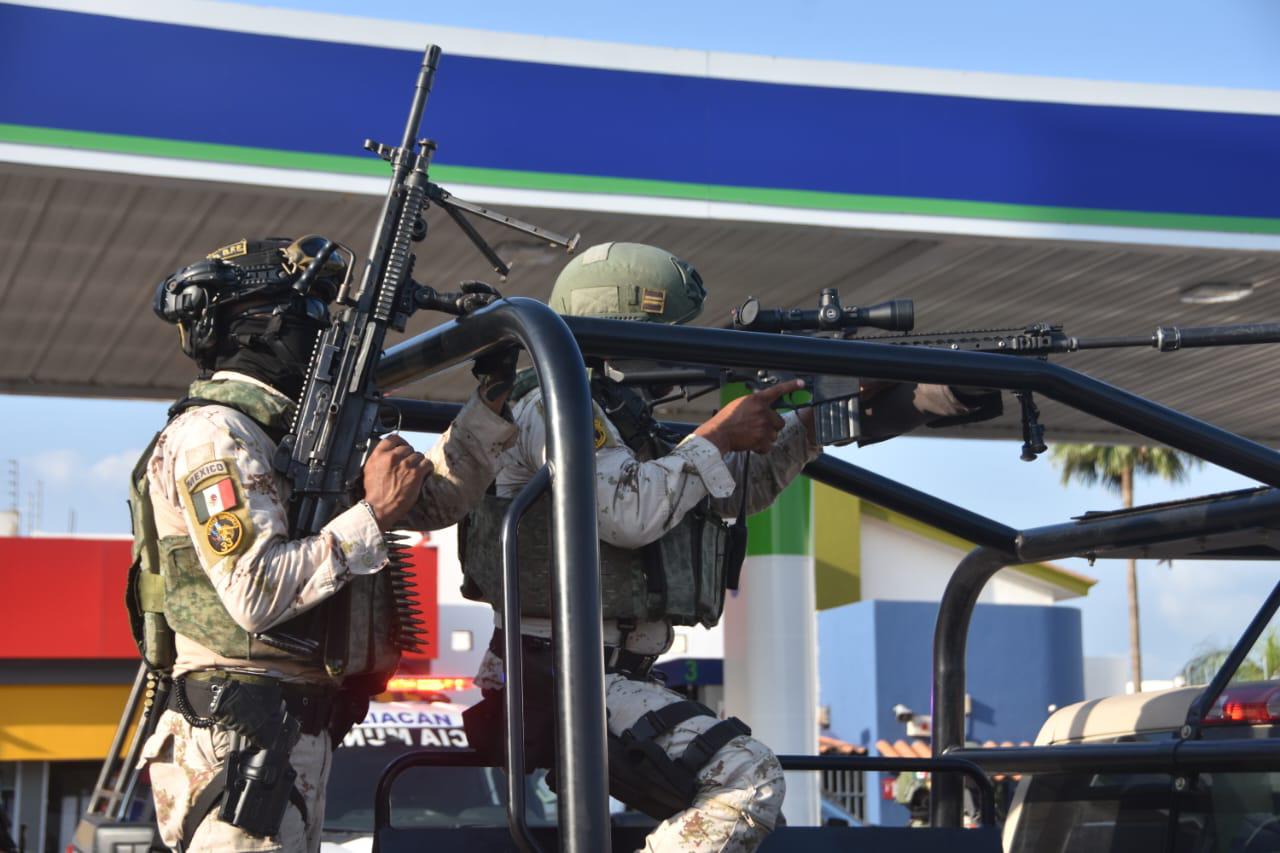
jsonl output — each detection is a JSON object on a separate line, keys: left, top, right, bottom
{"left": 4, "top": 1, "right": 1280, "bottom": 443}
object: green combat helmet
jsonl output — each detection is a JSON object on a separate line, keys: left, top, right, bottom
{"left": 549, "top": 242, "right": 706, "bottom": 324}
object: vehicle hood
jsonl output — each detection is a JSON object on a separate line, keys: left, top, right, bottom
{"left": 1035, "top": 686, "right": 1204, "bottom": 744}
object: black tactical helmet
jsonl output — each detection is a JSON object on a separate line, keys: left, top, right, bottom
{"left": 154, "top": 235, "right": 353, "bottom": 369}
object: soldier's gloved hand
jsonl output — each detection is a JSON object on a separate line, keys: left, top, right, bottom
{"left": 362, "top": 435, "right": 433, "bottom": 531}
{"left": 454, "top": 280, "right": 503, "bottom": 315}
{"left": 695, "top": 379, "right": 804, "bottom": 455}
{"left": 472, "top": 346, "right": 520, "bottom": 413}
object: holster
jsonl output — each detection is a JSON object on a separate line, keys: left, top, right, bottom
{"left": 173, "top": 676, "right": 310, "bottom": 843}
{"left": 217, "top": 720, "right": 303, "bottom": 838}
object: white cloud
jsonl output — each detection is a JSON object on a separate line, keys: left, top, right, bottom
{"left": 90, "top": 449, "right": 143, "bottom": 485}
{"left": 1148, "top": 560, "right": 1278, "bottom": 674}
{"left": 26, "top": 449, "right": 80, "bottom": 485}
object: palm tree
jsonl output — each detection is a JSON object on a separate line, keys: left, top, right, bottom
{"left": 1050, "top": 445, "right": 1200, "bottom": 692}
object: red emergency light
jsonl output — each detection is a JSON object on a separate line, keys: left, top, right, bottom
{"left": 386, "top": 676, "right": 475, "bottom": 694}
{"left": 1201, "top": 681, "right": 1280, "bottom": 726}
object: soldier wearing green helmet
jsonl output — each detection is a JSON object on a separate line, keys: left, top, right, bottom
{"left": 461, "top": 242, "right": 998, "bottom": 852}
{"left": 548, "top": 240, "right": 708, "bottom": 324}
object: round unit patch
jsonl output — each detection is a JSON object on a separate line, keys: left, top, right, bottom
{"left": 206, "top": 512, "right": 244, "bottom": 555}
{"left": 593, "top": 417, "right": 608, "bottom": 449}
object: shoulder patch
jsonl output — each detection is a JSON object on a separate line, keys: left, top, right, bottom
{"left": 184, "top": 460, "right": 229, "bottom": 492}
{"left": 593, "top": 417, "right": 609, "bottom": 449}
{"left": 205, "top": 512, "right": 245, "bottom": 556}
{"left": 179, "top": 458, "right": 254, "bottom": 562}
{"left": 184, "top": 443, "right": 215, "bottom": 470}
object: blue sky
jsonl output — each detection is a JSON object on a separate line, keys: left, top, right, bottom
{"left": 255, "top": 0, "right": 1280, "bottom": 90}
{"left": 5, "top": 0, "right": 1279, "bottom": 687}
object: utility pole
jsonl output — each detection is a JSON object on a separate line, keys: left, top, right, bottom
{"left": 0, "top": 461, "right": 18, "bottom": 537}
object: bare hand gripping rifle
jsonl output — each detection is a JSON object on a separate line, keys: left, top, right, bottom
{"left": 268, "top": 45, "right": 578, "bottom": 676}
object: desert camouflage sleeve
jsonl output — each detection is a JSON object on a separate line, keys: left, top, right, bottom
{"left": 495, "top": 389, "right": 739, "bottom": 549}
{"left": 710, "top": 411, "right": 820, "bottom": 518}
{"left": 401, "top": 392, "right": 518, "bottom": 530}
{"left": 152, "top": 406, "right": 388, "bottom": 635}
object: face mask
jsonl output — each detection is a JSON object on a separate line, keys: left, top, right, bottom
{"left": 216, "top": 313, "right": 324, "bottom": 401}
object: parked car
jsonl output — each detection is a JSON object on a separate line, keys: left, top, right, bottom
{"left": 321, "top": 698, "right": 556, "bottom": 852}
{"left": 1003, "top": 620, "right": 1280, "bottom": 853}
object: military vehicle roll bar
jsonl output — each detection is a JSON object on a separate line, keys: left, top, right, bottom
{"left": 378, "top": 299, "right": 1280, "bottom": 850}
{"left": 379, "top": 298, "right": 612, "bottom": 852}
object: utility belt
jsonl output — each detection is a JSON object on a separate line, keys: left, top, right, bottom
{"left": 489, "top": 630, "right": 658, "bottom": 680}
{"left": 165, "top": 671, "right": 344, "bottom": 845}
{"left": 170, "top": 671, "right": 338, "bottom": 737}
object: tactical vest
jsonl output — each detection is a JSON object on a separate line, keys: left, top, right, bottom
{"left": 459, "top": 373, "right": 733, "bottom": 629}
{"left": 125, "top": 379, "right": 400, "bottom": 679}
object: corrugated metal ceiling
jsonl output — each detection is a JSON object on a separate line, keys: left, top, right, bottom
{"left": 4, "top": 161, "right": 1280, "bottom": 446}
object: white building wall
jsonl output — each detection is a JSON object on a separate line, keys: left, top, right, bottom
{"left": 860, "top": 517, "right": 1063, "bottom": 606}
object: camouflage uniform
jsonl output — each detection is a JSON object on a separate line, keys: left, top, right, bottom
{"left": 474, "top": 385, "right": 814, "bottom": 852}
{"left": 140, "top": 370, "right": 515, "bottom": 851}
{"left": 475, "top": 381, "right": 985, "bottom": 851}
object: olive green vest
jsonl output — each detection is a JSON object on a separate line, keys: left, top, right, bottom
{"left": 459, "top": 375, "right": 732, "bottom": 629}
{"left": 126, "top": 379, "right": 399, "bottom": 677}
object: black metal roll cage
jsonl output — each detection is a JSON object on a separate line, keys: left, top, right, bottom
{"left": 374, "top": 297, "right": 1280, "bottom": 852}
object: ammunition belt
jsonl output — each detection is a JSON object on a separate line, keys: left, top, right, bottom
{"left": 169, "top": 671, "right": 338, "bottom": 736}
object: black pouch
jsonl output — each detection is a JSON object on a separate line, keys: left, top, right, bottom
{"left": 462, "top": 634, "right": 559, "bottom": 770}
{"left": 326, "top": 688, "right": 372, "bottom": 746}
{"left": 206, "top": 679, "right": 283, "bottom": 744}
{"left": 606, "top": 731, "right": 697, "bottom": 820}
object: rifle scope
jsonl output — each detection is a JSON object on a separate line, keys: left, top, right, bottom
{"left": 733, "top": 289, "right": 914, "bottom": 334}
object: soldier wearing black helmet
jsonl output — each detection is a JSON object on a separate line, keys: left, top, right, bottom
{"left": 460, "top": 242, "right": 998, "bottom": 852}
{"left": 133, "top": 236, "right": 516, "bottom": 852}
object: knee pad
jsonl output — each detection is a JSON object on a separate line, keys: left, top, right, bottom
{"left": 607, "top": 700, "right": 751, "bottom": 821}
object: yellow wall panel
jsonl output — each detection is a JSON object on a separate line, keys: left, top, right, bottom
{"left": 0, "top": 685, "right": 133, "bottom": 761}
{"left": 813, "top": 481, "right": 861, "bottom": 610}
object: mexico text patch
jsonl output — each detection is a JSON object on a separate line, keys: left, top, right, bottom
{"left": 180, "top": 457, "right": 254, "bottom": 562}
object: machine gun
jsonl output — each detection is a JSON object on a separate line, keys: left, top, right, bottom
{"left": 607, "top": 287, "right": 1280, "bottom": 461}
{"left": 269, "top": 44, "right": 578, "bottom": 674}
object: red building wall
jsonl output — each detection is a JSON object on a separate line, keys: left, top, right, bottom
{"left": 0, "top": 536, "right": 438, "bottom": 660}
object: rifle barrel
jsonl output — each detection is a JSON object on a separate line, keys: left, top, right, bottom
{"left": 400, "top": 45, "right": 442, "bottom": 150}
{"left": 1163, "top": 323, "right": 1280, "bottom": 350}
{"left": 1071, "top": 335, "right": 1153, "bottom": 350}
{"left": 1074, "top": 323, "right": 1280, "bottom": 353}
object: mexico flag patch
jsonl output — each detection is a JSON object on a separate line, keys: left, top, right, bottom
{"left": 192, "top": 477, "right": 238, "bottom": 523}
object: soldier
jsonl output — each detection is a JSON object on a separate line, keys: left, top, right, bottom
{"left": 131, "top": 236, "right": 517, "bottom": 852}
{"left": 460, "top": 242, "right": 1000, "bottom": 852}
